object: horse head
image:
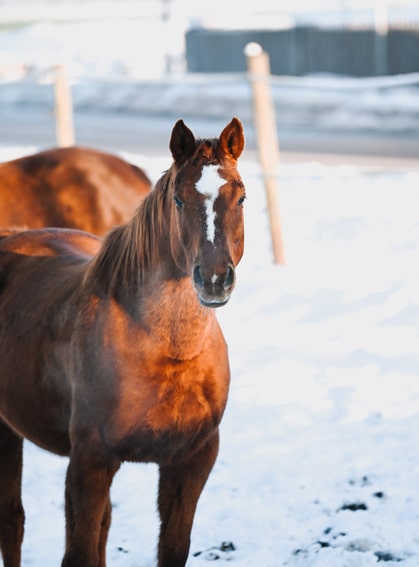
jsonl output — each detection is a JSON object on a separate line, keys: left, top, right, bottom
{"left": 168, "top": 117, "right": 246, "bottom": 307}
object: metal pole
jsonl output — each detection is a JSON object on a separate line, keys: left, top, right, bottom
{"left": 245, "top": 42, "right": 286, "bottom": 265}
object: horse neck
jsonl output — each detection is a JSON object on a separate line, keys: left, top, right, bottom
{"left": 85, "top": 168, "right": 218, "bottom": 358}
{"left": 87, "top": 170, "right": 189, "bottom": 305}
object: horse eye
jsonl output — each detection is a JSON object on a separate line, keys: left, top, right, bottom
{"left": 237, "top": 195, "right": 246, "bottom": 206}
{"left": 173, "top": 196, "right": 184, "bottom": 208}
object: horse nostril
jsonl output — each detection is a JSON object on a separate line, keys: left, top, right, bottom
{"left": 193, "top": 265, "right": 204, "bottom": 287}
{"left": 224, "top": 265, "right": 235, "bottom": 290}
{"left": 194, "top": 264, "right": 235, "bottom": 293}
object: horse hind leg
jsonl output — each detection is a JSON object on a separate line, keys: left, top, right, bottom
{"left": 0, "top": 420, "right": 24, "bottom": 567}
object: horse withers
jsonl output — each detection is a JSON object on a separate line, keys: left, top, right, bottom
{"left": 0, "top": 146, "right": 152, "bottom": 235}
{"left": 0, "top": 117, "right": 246, "bottom": 567}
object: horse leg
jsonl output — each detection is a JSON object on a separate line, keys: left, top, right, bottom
{"left": 157, "top": 430, "right": 220, "bottom": 567}
{"left": 62, "top": 448, "right": 119, "bottom": 567}
{"left": 0, "top": 420, "right": 24, "bottom": 567}
{"left": 98, "top": 495, "right": 112, "bottom": 567}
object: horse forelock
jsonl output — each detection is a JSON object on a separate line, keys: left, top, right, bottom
{"left": 189, "top": 139, "right": 217, "bottom": 165}
{"left": 186, "top": 138, "right": 230, "bottom": 168}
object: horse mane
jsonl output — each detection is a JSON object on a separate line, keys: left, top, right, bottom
{"left": 87, "top": 166, "right": 176, "bottom": 296}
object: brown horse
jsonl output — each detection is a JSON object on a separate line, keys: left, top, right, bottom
{"left": 0, "top": 117, "right": 246, "bottom": 567}
{"left": 0, "top": 146, "right": 151, "bottom": 235}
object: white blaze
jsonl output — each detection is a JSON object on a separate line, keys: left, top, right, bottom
{"left": 195, "top": 164, "right": 223, "bottom": 244}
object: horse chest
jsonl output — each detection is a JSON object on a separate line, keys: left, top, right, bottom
{"left": 112, "top": 355, "right": 230, "bottom": 464}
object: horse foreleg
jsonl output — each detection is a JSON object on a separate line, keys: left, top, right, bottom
{"left": 157, "top": 431, "right": 220, "bottom": 567}
{"left": 98, "top": 495, "right": 112, "bottom": 567}
{"left": 0, "top": 421, "right": 24, "bottom": 567}
{"left": 61, "top": 449, "right": 119, "bottom": 567}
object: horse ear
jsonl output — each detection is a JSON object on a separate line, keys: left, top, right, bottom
{"left": 218, "top": 117, "right": 245, "bottom": 161}
{"left": 169, "top": 120, "right": 197, "bottom": 164}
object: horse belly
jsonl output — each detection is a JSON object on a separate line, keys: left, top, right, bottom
{"left": 0, "top": 360, "right": 72, "bottom": 455}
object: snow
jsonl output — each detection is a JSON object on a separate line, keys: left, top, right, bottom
{"left": 1, "top": 3, "right": 419, "bottom": 567}
{"left": 2, "top": 151, "right": 419, "bottom": 567}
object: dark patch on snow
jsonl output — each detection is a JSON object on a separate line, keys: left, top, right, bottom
{"left": 375, "top": 550, "right": 403, "bottom": 562}
{"left": 316, "top": 540, "right": 331, "bottom": 548}
{"left": 373, "top": 491, "right": 385, "bottom": 499}
{"left": 339, "top": 501, "right": 368, "bottom": 511}
{"left": 193, "top": 541, "right": 236, "bottom": 560}
{"left": 349, "top": 475, "right": 371, "bottom": 487}
{"left": 117, "top": 546, "right": 128, "bottom": 553}
{"left": 323, "top": 526, "right": 333, "bottom": 535}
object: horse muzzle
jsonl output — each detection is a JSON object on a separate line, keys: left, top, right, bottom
{"left": 193, "top": 263, "right": 236, "bottom": 308}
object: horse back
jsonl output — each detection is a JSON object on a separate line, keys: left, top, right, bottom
{"left": 0, "top": 227, "right": 101, "bottom": 258}
{"left": 0, "top": 146, "right": 151, "bottom": 235}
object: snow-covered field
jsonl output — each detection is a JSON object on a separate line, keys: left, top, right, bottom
{"left": 1, "top": 2, "right": 419, "bottom": 566}
{"left": 1, "top": 146, "right": 418, "bottom": 567}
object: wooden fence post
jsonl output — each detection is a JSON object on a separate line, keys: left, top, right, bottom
{"left": 244, "top": 42, "right": 285, "bottom": 265}
{"left": 54, "top": 64, "right": 75, "bottom": 147}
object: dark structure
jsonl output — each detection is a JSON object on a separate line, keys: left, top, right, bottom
{"left": 185, "top": 25, "right": 419, "bottom": 77}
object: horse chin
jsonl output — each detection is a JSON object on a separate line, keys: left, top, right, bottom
{"left": 197, "top": 294, "right": 230, "bottom": 308}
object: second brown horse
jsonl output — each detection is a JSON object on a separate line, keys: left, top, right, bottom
{"left": 0, "top": 146, "right": 151, "bottom": 235}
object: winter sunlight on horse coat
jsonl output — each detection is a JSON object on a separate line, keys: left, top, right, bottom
{"left": 0, "top": 117, "right": 246, "bottom": 567}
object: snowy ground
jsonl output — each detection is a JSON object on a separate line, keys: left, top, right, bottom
{"left": 1, "top": 146, "right": 418, "bottom": 567}
{"left": 1, "top": 3, "right": 419, "bottom": 566}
